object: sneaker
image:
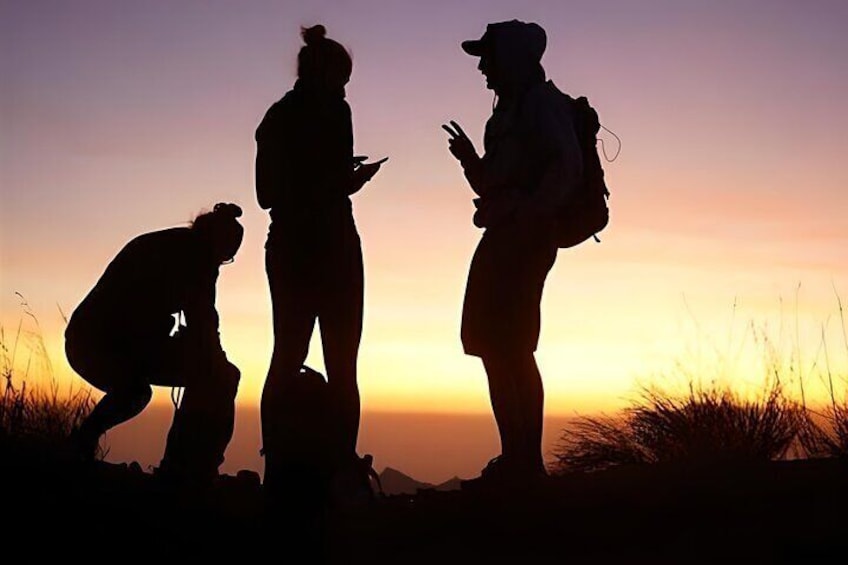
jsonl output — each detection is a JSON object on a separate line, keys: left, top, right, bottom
{"left": 461, "top": 455, "right": 548, "bottom": 491}
{"left": 460, "top": 456, "right": 508, "bottom": 491}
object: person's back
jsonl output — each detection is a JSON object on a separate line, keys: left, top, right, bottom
{"left": 67, "top": 227, "right": 213, "bottom": 343}
{"left": 255, "top": 78, "right": 356, "bottom": 245}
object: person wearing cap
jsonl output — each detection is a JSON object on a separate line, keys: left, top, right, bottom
{"left": 65, "top": 203, "right": 244, "bottom": 484}
{"left": 443, "top": 20, "right": 583, "bottom": 483}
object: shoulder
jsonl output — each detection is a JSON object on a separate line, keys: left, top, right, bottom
{"left": 109, "top": 228, "right": 174, "bottom": 265}
{"left": 523, "top": 81, "right": 572, "bottom": 120}
{"left": 159, "top": 228, "right": 212, "bottom": 270}
{"left": 325, "top": 97, "right": 352, "bottom": 135}
{"left": 329, "top": 97, "right": 352, "bottom": 124}
{"left": 517, "top": 83, "right": 568, "bottom": 139}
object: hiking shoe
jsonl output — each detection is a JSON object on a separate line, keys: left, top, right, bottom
{"left": 460, "top": 455, "right": 548, "bottom": 492}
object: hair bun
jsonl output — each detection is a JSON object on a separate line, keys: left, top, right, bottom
{"left": 301, "top": 24, "right": 327, "bottom": 45}
{"left": 213, "top": 202, "right": 243, "bottom": 219}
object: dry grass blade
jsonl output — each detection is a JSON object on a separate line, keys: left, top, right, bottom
{"left": 1, "top": 303, "right": 101, "bottom": 458}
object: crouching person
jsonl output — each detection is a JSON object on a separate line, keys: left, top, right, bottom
{"left": 64, "top": 202, "right": 245, "bottom": 486}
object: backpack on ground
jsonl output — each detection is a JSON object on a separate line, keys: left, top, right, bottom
{"left": 549, "top": 86, "right": 612, "bottom": 249}
{"left": 262, "top": 365, "right": 379, "bottom": 505}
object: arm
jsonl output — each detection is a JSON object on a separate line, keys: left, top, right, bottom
{"left": 340, "top": 102, "right": 387, "bottom": 196}
{"left": 349, "top": 157, "right": 388, "bottom": 195}
{"left": 182, "top": 268, "right": 229, "bottom": 380}
{"left": 460, "top": 155, "right": 491, "bottom": 198}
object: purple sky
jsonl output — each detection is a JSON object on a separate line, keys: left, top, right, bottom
{"left": 2, "top": 0, "right": 847, "bottom": 417}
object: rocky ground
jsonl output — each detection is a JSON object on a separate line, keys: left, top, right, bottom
{"left": 3, "top": 442, "right": 845, "bottom": 563}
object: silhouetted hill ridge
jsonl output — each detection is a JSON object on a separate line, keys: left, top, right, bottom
{"left": 2, "top": 439, "right": 845, "bottom": 562}
{"left": 378, "top": 466, "right": 462, "bottom": 495}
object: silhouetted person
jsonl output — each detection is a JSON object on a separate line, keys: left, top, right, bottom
{"left": 443, "top": 21, "right": 583, "bottom": 484}
{"left": 255, "top": 25, "right": 386, "bottom": 501}
{"left": 65, "top": 203, "right": 244, "bottom": 485}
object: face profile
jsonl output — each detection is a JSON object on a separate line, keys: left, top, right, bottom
{"left": 478, "top": 54, "right": 500, "bottom": 90}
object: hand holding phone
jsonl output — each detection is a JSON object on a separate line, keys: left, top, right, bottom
{"left": 353, "top": 156, "right": 388, "bottom": 190}
{"left": 354, "top": 155, "right": 388, "bottom": 169}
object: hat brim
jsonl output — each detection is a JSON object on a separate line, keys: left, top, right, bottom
{"left": 461, "top": 39, "right": 486, "bottom": 56}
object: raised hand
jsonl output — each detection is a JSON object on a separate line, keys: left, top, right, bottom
{"left": 442, "top": 120, "right": 478, "bottom": 165}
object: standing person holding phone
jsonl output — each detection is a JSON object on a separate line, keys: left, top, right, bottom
{"left": 255, "top": 24, "right": 387, "bottom": 501}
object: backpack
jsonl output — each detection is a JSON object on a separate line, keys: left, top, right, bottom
{"left": 551, "top": 89, "right": 611, "bottom": 249}
{"left": 262, "top": 365, "right": 380, "bottom": 504}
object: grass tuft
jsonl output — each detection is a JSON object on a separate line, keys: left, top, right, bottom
{"left": 553, "top": 377, "right": 803, "bottom": 474}
{"left": 1, "top": 300, "right": 102, "bottom": 458}
{"left": 797, "top": 288, "right": 848, "bottom": 458}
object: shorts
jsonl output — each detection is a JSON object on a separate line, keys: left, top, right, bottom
{"left": 460, "top": 221, "right": 557, "bottom": 357}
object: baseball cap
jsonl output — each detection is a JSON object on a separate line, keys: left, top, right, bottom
{"left": 461, "top": 19, "right": 546, "bottom": 62}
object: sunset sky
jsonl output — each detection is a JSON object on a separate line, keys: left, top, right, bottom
{"left": 2, "top": 0, "right": 847, "bottom": 430}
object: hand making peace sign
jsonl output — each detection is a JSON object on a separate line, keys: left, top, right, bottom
{"left": 442, "top": 120, "right": 479, "bottom": 165}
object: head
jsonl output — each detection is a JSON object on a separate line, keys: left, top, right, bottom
{"left": 462, "top": 20, "right": 546, "bottom": 92}
{"left": 297, "top": 25, "right": 352, "bottom": 91}
{"left": 191, "top": 202, "right": 244, "bottom": 265}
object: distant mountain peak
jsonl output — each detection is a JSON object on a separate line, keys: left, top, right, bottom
{"left": 378, "top": 467, "right": 460, "bottom": 495}
{"left": 378, "top": 466, "right": 433, "bottom": 496}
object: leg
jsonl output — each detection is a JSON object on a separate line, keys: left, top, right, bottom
{"left": 261, "top": 243, "right": 323, "bottom": 507}
{"left": 75, "top": 381, "right": 152, "bottom": 459}
{"left": 515, "top": 351, "right": 545, "bottom": 473}
{"left": 487, "top": 224, "right": 554, "bottom": 475}
{"left": 481, "top": 353, "right": 520, "bottom": 461}
{"left": 160, "top": 361, "right": 241, "bottom": 482}
{"left": 319, "top": 232, "right": 364, "bottom": 459}
{"left": 261, "top": 244, "right": 317, "bottom": 455}
{"left": 481, "top": 349, "right": 545, "bottom": 475}
{"left": 65, "top": 330, "right": 152, "bottom": 460}
{"left": 319, "top": 288, "right": 363, "bottom": 459}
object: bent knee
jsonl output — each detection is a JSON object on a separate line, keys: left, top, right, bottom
{"left": 111, "top": 382, "right": 153, "bottom": 408}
